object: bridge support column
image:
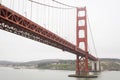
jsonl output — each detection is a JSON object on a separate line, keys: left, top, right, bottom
{"left": 76, "top": 55, "right": 80, "bottom": 75}
{"left": 91, "top": 61, "right": 101, "bottom": 72}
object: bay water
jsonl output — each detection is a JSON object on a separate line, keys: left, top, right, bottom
{"left": 0, "top": 67, "right": 120, "bottom": 80}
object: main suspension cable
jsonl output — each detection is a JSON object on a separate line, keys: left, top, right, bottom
{"left": 28, "top": 0, "right": 74, "bottom": 9}
{"left": 87, "top": 12, "right": 98, "bottom": 58}
{"left": 52, "top": 0, "right": 77, "bottom": 8}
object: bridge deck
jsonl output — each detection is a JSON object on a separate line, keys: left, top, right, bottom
{"left": 0, "top": 4, "right": 97, "bottom": 61}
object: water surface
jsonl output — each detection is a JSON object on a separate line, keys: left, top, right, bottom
{"left": 0, "top": 67, "right": 120, "bottom": 80}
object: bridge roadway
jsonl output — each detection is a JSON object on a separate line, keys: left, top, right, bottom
{"left": 0, "top": 4, "right": 97, "bottom": 61}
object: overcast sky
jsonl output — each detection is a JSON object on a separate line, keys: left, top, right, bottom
{"left": 0, "top": 0, "right": 120, "bottom": 62}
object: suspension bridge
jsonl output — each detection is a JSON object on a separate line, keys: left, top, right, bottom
{"left": 0, "top": 0, "right": 100, "bottom": 78}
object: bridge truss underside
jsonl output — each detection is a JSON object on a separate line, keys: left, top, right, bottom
{"left": 0, "top": 5, "right": 97, "bottom": 61}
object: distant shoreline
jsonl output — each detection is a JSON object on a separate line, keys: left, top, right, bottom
{"left": 0, "top": 58, "right": 120, "bottom": 71}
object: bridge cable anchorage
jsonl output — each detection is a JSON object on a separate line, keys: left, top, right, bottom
{"left": 28, "top": 0, "right": 74, "bottom": 9}
{"left": 86, "top": 11, "right": 98, "bottom": 59}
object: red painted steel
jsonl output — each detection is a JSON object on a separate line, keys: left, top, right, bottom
{"left": 76, "top": 7, "right": 89, "bottom": 74}
{"left": 0, "top": 5, "right": 97, "bottom": 61}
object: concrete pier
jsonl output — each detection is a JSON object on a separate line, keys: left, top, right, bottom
{"left": 68, "top": 73, "right": 98, "bottom": 78}
{"left": 68, "top": 74, "right": 98, "bottom": 78}
{"left": 91, "top": 61, "right": 101, "bottom": 72}
{"left": 68, "top": 60, "right": 101, "bottom": 78}
{"left": 68, "top": 72, "right": 98, "bottom": 78}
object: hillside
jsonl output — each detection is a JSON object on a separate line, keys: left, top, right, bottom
{"left": 100, "top": 58, "right": 120, "bottom": 71}
{"left": 0, "top": 58, "right": 120, "bottom": 71}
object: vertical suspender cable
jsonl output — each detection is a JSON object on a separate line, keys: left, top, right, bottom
{"left": 12, "top": 0, "right": 14, "bottom": 10}
{"left": 30, "top": 1, "right": 33, "bottom": 20}
{"left": 64, "top": 10, "right": 67, "bottom": 38}
{"left": 60, "top": 7, "right": 62, "bottom": 37}
{"left": 18, "top": 0, "right": 19, "bottom": 13}
{"left": 10, "top": 0, "right": 12, "bottom": 9}
{"left": 22, "top": 0, "right": 24, "bottom": 16}
{"left": 50, "top": 3, "right": 55, "bottom": 31}
{"left": 57, "top": 8, "right": 59, "bottom": 35}
{"left": 65, "top": 9, "right": 68, "bottom": 40}
{"left": 47, "top": 1, "right": 49, "bottom": 29}
{"left": 24, "top": 0, "right": 27, "bottom": 17}
{"left": 37, "top": 1, "right": 39, "bottom": 24}
{"left": 43, "top": 0, "right": 46, "bottom": 29}
{"left": 42, "top": 1, "right": 44, "bottom": 26}
{"left": 60, "top": 6, "right": 63, "bottom": 37}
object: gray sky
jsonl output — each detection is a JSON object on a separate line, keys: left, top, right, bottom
{"left": 0, "top": 0, "right": 120, "bottom": 62}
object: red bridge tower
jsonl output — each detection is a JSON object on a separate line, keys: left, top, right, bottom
{"left": 76, "top": 7, "right": 89, "bottom": 75}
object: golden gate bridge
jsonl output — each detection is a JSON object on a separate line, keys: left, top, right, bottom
{"left": 0, "top": 0, "right": 100, "bottom": 78}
